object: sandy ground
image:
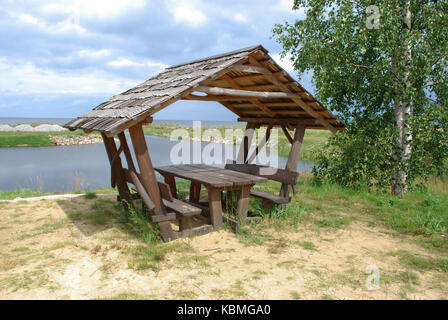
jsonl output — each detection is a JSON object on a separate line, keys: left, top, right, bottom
{"left": 0, "top": 196, "right": 446, "bottom": 300}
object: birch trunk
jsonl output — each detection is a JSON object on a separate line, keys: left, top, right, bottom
{"left": 391, "top": 1, "right": 413, "bottom": 196}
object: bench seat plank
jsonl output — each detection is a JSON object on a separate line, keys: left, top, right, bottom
{"left": 162, "top": 198, "right": 202, "bottom": 217}
{"left": 250, "top": 189, "right": 289, "bottom": 204}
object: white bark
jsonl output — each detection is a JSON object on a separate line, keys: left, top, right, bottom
{"left": 391, "top": 1, "right": 413, "bottom": 196}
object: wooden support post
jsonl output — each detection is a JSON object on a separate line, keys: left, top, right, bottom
{"left": 101, "top": 133, "right": 131, "bottom": 209}
{"left": 118, "top": 132, "right": 136, "bottom": 172}
{"left": 237, "top": 123, "right": 256, "bottom": 164}
{"left": 128, "top": 124, "right": 164, "bottom": 216}
{"left": 128, "top": 124, "right": 176, "bottom": 242}
{"left": 246, "top": 125, "right": 272, "bottom": 164}
{"left": 279, "top": 124, "right": 305, "bottom": 201}
{"left": 281, "top": 125, "right": 294, "bottom": 145}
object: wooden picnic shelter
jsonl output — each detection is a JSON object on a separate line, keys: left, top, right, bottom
{"left": 64, "top": 45, "right": 345, "bottom": 241}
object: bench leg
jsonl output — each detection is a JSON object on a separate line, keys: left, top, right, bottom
{"left": 262, "top": 199, "right": 275, "bottom": 214}
{"left": 236, "top": 186, "right": 251, "bottom": 222}
{"left": 189, "top": 182, "right": 201, "bottom": 203}
{"left": 179, "top": 216, "right": 193, "bottom": 231}
{"left": 163, "top": 173, "right": 178, "bottom": 199}
{"left": 207, "top": 187, "right": 223, "bottom": 229}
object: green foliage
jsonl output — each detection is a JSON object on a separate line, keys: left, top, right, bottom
{"left": 273, "top": 0, "right": 448, "bottom": 192}
{"left": 313, "top": 126, "right": 394, "bottom": 190}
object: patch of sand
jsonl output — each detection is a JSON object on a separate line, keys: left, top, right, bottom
{"left": 0, "top": 197, "right": 446, "bottom": 300}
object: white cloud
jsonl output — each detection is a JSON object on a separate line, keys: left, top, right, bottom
{"left": 79, "top": 49, "right": 111, "bottom": 58}
{"left": 233, "top": 13, "right": 247, "bottom": 23}
{"left": 272, "top": 53, "right": 295, "bottom": 72}
{"left": 0, "top": 57, "right": 138, "bottom": 95}
{"left": 15, "top": 12, "right": 88, "bottom": 36}
{"left": 108, "top": 58, "right": 168, "bottom": 70}
{"left": 279, "top": 0, "right": 294, "bottom": 11}
{"left": 40, "top": 0, "right": 146, "bottom": 20}
{"left": 169, "top": 0, "right": 207, "bottom": 27}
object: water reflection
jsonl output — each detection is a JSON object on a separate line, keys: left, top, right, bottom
{"left": 0, "top": 136, "right": 314, "bottom": 192}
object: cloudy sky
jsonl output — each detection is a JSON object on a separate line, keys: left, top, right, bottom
{"left": 0, "top": 0, "right": 308, "bottom": 121}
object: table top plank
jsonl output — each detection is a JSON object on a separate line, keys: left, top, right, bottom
{"left": 155, "top": 164, "right": 267, "bottom": 188}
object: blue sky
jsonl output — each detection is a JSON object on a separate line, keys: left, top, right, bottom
{"left": 0, "top": 0, "right": 309, "bottom": 121}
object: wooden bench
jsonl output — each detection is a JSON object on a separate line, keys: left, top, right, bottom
{"left": 121, "top": 168, "right": 202, "bottom": 231}
{"left": 224, "top": 163, "right": 299, "bottom": 210}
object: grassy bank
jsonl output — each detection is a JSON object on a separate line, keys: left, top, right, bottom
{"left": 0, "top": 130, "right": 89, "bottom": 148}
{"left": 0, "top": 123, "right": 330, "bottom": 161}
{"left": 143, "top": 123, "right": 330, "bottom": 160}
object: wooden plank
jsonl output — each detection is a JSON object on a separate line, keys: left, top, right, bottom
{"left": 162, "top": 198, "right": 201, "bottom": 216}
{"left": 238, "top": 117, "right": 322, "bottom": 125}
{"left": 158, "top": 181, "right": 173, "bottom": 201}
{"left": 241, "top": 83, "right": 296, "bottom": 91}
{"left": 150, "top": 212, "right": 176, "bottom": 223}
{"left": 225, "top": 72, "right": 285, "bottom": 83}
{"left": 162, "top": 173, "right": 177, "bottom": 199}
{"left": 225, "top": 163, "right": 298, "bottom": 185}
{"left": 228, "top": 64, "right": 268, "bottom": 74}
{"left": 250, "top": 189, "right": 289, "bottom": 204}
{"left": 129, "top": 123, "right": 164, "bottom": 216}
{"left": 155, "top": 164, "right": 267, "bottom": 187}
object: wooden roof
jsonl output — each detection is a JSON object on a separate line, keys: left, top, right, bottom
{"left": 65, "top": 45, "right": 345, "bottom": 135}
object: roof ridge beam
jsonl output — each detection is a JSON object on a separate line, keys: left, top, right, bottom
{"left": 194, "top": 86, "right": 300, "bottom": 99}
{"left": 228, "top": 64, "right": 269, "bottom": 74}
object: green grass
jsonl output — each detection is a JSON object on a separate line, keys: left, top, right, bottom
{"left": 84, "top": 191, "right": 97, "bottom": 199}
{"left": 0, "top": 130, "right": 89, "bottom": 148}
{"left": 388, "top": 250, "right": 448, "bottom": 273}
{"left": 0, "top": 187, "right": 117, "bottom": 200}
{"left": 241, "top": 173, "right": 448, "bottom": 251}
{"left": 0, "top": 188, "right": 51, "bottom": 200}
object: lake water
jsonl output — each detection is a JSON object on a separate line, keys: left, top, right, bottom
{"left": 0, "top": 135, "right": 314, "bottom": 192}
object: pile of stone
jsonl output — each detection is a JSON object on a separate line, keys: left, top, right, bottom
{"left": 0, "top": 124, "right": 67, "bottom": 132}
{"left": 49, "top": 134, "right": 104, "bottom": 146}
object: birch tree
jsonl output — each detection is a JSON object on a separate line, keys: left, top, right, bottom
{"left": 273, "top": 0, "right": 448, "bottom": 195}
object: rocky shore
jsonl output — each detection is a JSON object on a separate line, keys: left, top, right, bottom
{"left": 49, "top": 135, "right": 105, "bottom": 146}
{"left": 0, "top": 124, "right": 66, "bottom": 132}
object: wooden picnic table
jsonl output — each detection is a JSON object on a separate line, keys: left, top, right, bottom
{"left": 154, "top": 164, "right": 267, "bottom": 229}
